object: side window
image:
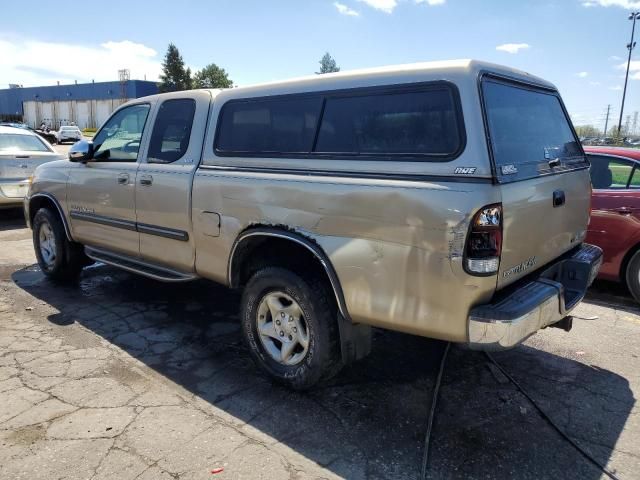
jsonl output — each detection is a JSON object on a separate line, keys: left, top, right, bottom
{"left": 589, "top": 155, "right": 633, "bottom": 189}
{"left": 315, "top": 88, "right": 461, "bottom": 156}
{"left": 147, "top": 99, "right": 196, "bottom": 164}
{"left": 93, "top": 104, "right": 150, "bottom": 162}
{"left": 216, "top": 97, "right": 322, "bottom": 154}
{"left": 630, "top": 166, "right": 640, "bottom": 189}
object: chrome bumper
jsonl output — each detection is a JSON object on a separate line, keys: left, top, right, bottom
{"left": 468, "top": 244, "right": 603, "bottom": 350}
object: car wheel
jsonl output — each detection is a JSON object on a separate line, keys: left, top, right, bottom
{"left": 241, "top": 267, "right": 341, "bottom": 390}
{"left": 33, "top": 208, "right": 87, "bottom": 281}
{"left": 625, "top": 250, "right": 640, "bottom": 302}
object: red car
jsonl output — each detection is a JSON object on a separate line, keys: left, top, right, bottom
{"left": 584, "top": 146, "right": 640, "bottom": 301}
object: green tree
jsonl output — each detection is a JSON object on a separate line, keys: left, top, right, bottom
{"left": 158, "top": 43, "right": 191, "bottom": 92}
{"left": 316, "top": 52, "right": 340, "bottom": 74}
{"left": 193, "top": 63, "right": 233, "bottom": 89}
{"left": 574, "top": 125, "right": 600, "bottom": 138}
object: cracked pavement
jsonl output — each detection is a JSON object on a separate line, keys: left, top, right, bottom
{"left": 1, "top": 207, "right": 639, "bottom": 479}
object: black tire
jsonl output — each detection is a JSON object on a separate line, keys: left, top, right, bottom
{"left": 33, "top": 208, "right": 87, "bottom": 281}
{"left": 241, "top": 267, "right": 341, "bottom": 390}
{"left": 625, "top": 250, "right": 640, "bottom": 302}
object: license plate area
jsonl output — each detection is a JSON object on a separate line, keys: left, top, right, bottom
{"left": 0, "top": 184, "right": 28, "bottom": 198}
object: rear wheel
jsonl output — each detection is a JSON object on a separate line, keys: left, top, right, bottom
{"left": 625, "top": 250, "right": 640, "bottom": 303}
{"left": 33, "top": 208, "right": 88, "bottom": 281}
{"left": 240, "top": 267, "right": 341, "bottom": 390}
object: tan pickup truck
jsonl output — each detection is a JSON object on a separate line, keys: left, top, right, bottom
{"left": 25, "top": 60, "right": 602, "bottom": 389}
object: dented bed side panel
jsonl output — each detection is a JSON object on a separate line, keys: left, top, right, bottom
{"left": 191, "top": 171, "right": 499, "bottom": 341}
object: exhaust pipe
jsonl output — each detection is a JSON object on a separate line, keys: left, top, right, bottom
{"left": 550, "top": 316, "right": 573, "bottom": 332}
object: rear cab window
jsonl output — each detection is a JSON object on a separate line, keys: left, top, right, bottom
{"left": 481, "top": 76, "right": 587, "bottom": 182}
{"left": 148, "top": 99, "right": 196, "bottom": 164}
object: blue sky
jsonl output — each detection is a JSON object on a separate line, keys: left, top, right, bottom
{"left": 2, "top": 0, "right": 640, "bottom": 130}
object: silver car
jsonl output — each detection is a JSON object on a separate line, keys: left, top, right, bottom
{"left": 56, "top": 126, "right": 83, "bottom": 144}
{"left": 0, "top": 126, "right": 63, "bottom": 208}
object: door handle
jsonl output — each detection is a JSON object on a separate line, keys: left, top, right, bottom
{"left": 553, "top": 190, "right": 565, "bottom": 207}
{"left": 615, "top": 207, "right": 633, "bottom": 215}
{"left": 117, "top": 173, "right": 129, "bottom": 185}
{"left": 139, "top": 175, "right": 153, "bottom": 186}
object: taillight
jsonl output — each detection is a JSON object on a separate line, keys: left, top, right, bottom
{"left": 465, "top": 204, "right": 502, "bottom": 275}
{"left": 588, "top": 182, "right": 592, "bottom": 226}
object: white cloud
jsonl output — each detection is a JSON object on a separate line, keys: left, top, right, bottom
{"left": 582, "top": 0, "right": 640, "bottom": 8}
{"left": 590, "top": 81, "right": 602, "bottom": 85}
{"left": 609, "top": 85, "right": 623, "bottom": 90}
{"left": 615, "top": 60, "right": 640, "bottom": 79}
{"left": 577, "top": 71, "right": 589, "bottom": 78}
{"left": 609, "top": 55, "right": 623, "bottom": 61}
{"left": 0, "top": 37, "right": 161, "bottom": 87}
{"left": 617, "top": 59, "right": 640, "bottom": 70}
{"left": 496, "top": 43, "right": 530, "bottom": 54}
{"left": 334, "top": 1, "right": 360, "bottom": 16}
{"left": 357, "top": 0, "right": 397, "bottom": 13}
{"left": 355, "top": 0, "right": 444, "bottom": 13}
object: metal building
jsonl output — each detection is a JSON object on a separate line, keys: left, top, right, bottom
{"left": 0, "top": 80, "right": 158, "bottom": 129}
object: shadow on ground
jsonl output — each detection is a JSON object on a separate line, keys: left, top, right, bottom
{"left": 0, "top": 207, "right": 27, "bottom": 232}
{"left": 12, "top": 264, "right": 634, "bottom": 479}
{"left": 585, "top": 279, "right": 640, "bottom": 316}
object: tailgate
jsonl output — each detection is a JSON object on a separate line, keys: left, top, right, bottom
{"left": 498, "top": 169, "right": 590, "bottom": 288}
{"left": 480, "top": 74, "right": 591, "bottom": 288}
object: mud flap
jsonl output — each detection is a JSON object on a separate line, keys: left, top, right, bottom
{"left": 337, "top": 314, "right": 372, "bottom": 365}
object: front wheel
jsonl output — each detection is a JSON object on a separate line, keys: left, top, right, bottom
{"left": 625, "top": 250, "right": 640, "bottom": 303}
{"left": 33, "top": 208, "right": 87, "bottom": 281}
{"left": 240, "top": 267, "right": 341, "bottom": 390}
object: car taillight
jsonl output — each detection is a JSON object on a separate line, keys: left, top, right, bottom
{"left": 465, "top": 204, "right": 502, "bottom": 275}
{"left": 588, "top": 182, "right": 592, "bottom": 226}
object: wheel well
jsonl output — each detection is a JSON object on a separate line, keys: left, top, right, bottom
{"left": 620, "top": 241, "right": 640, "bottom": 285}
{"left": 230, "top": 229, "right": 372, "bottom": 364}
{"left": 28, "top": 195, "right": 70, "bottom": 240}
{"left": 229, "top": 230, "right": 348, "bottom": 319}
{"left": 232, "top": 236, "right": 327, "bottom": 286}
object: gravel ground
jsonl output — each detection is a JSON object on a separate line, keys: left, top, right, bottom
{"left": 0, "top": 207, "right": 638, "bottom": 479}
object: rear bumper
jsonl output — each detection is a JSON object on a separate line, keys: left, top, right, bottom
{"left": 468, "top": 243, "right": 602, "bottom": 350}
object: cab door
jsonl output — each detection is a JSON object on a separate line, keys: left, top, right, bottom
{"left": 66, "top": 103, "right": 152, "bottom": 255}
{"left": 135, "top": 91, "right": 211, "bottom": 272}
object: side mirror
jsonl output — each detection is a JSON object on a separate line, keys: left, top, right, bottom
{"left": 69, "top": 140, "right": 94, "bottom": 163}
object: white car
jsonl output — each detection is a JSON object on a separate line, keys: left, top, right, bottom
{"left": 56, "top": 126, "right": 83, "bottom": 144}
{"left": 0, "top": 126, "right": 63, "bottom": 208}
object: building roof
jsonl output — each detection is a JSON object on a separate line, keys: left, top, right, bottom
{"left": 0, "top": 80, "right": 158, "bottom": 116}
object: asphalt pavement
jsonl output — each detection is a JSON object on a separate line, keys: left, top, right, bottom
{"left": 0, "top": 142, "right": 638, "bottom": 479}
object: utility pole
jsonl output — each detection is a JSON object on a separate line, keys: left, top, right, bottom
{"left": 625, "top": 114, "right": 632, "bottom": 136}
{"left": 604, "top": 104, "right": 611, "bottom": 137}
{"left": 618, "top": 12, "right": 640, "bottom": 137}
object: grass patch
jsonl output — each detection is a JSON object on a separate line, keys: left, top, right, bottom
{"left": 610, "top": 164, "right": 632, "bottom": 186}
